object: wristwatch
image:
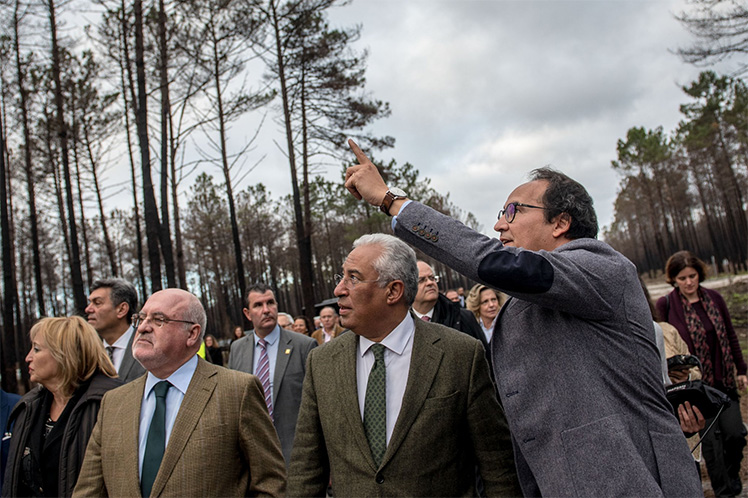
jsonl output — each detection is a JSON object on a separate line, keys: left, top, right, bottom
{"left": 380, "top": 187, "right": 408, "bottom": 215}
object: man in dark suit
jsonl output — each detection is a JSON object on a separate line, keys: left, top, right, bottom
{"left": 288, "top": 234, "right": 519, "bottom": 497}
{"left": 73, "top": 288, "right": 286, "bottom": 497}
{"left": 229, "top": 283, "right": 317, "bottom": 465}
{"left": 412, "top": 260, "right": 487, "bottom": 352}
{"left": 85, "top": 278, "right": 145, "bottom": 383}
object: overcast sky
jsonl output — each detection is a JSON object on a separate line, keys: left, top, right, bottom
{"left": 97, "top": 0, "right": 732, "bottom": 238}
{"left": 318, "top": 0, "right": 728, "bottom": 236}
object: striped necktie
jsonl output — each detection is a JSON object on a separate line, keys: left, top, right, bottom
{"left": 257, "top": 338, "right": 273, "bottom": 420}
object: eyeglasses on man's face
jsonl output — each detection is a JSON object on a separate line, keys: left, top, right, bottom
{"left": 497, "top": 202, "right": 546, "bottom": 224}
{"left": 334, "top": 273, "right": 380, "bottom": 288}
{"left": 131, "top": 312, "right": 196, "bottom": 329}
{"left": 418, "top": 275, "right": 440, "bottom": 285}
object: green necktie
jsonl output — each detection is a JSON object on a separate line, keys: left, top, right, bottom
{"left": 141, "top": 381, "right": 171, "bottom": 498}
{"left": 364, "top": 343, "right": 387, "bottom": 467}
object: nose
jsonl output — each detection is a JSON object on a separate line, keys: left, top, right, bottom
{"left": 84, "top": 302, "right": 93, "bottom": 314}
{"left": 25, "top": 349, "right": 33, "bottom": 363}
{"left": 494, "top": 216, "right": 508, "bottom": 232}
{"left": 334, "top": 280, "right": 347, "bottom": 298}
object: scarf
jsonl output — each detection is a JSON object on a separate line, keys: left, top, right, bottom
{"left": 678, "top": 287, "right": 736, "bottom": 390}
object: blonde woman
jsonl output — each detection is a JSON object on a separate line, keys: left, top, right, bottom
{"left": 466, "top": 284, "right": 507, "bottom": 344}
{"left": 3, "top": 316, "right": 121, "bottom": 497}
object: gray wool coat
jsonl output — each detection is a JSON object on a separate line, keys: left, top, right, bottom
{"left": 394, "top": 201, "right": 702, "bottom": 497}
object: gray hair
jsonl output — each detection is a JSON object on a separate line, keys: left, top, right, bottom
{"left": 182, "top": 293, "right": 207, "bottom": 341}
{"left": 352, "top": 233, "right": 418, "bottom": 306}
{"left": 278, "top": 312, "right": 293, "bottom": 322}
{"left": 91, "top": 278, "right": 138, "bottom": 317}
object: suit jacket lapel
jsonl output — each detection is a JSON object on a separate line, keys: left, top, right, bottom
{"left": 335, "top": 334, "right": 377, "bottom": 471}
{"left": 151, "top": 358, "right": 217, "bottom": 497}
{"left": 382, "top": 319, "right": 442, "bottom": 467}
{"left": 273, "top": 329, "right": 293, "bottom": 397}
{"left": 124, "top": 377, "right": 146, "bottom": 497}
{"left": 119, "top": 329, "right": 137, "bottom": 378}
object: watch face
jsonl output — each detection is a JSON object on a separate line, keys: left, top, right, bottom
{"left": 389, "top": 187, "right": 407, "bottom": 197}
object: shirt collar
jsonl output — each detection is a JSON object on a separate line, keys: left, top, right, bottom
{"left": 144, "top": 354, "right": 198, "bottom": 397}
{"left": 359, "top": 313, "right": 415, "bottom": 358}
{"left": 255, "top": 325, "right": 280, "bottom": 346}
{"left": 411, "top": 306, "right": 434, "bottom": 320}
{"left": 105, "top": 325, "right": 135, "bottom": 349}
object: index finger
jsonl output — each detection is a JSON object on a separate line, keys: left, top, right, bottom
{"left": 348, "top": 138, "right": 370, "bottom": 164}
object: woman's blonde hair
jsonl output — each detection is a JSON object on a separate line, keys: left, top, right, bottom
{"left": 29, "top": 316, "right": 117, "bottom": 397}
{"left": 466, "top": 284, "right": 507, "bottom": 319}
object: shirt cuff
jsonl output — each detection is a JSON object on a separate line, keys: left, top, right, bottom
{"left": 391, "top": 200, "right": 413, "bottom": 230}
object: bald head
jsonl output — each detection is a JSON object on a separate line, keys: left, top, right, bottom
{"left": 132, "top": 289, "right": 205, "bottom": 379}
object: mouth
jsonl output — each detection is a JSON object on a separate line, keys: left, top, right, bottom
{"left": 500, "top": 238, "right": 513, "bottom": 246}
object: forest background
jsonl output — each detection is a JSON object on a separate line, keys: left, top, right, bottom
{"left": 1, "top": 0, "right": 748, "bottom": 392}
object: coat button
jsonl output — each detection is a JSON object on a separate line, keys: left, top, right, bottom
{"left": 376, "top": 474, "right": 384, "bottom": 484}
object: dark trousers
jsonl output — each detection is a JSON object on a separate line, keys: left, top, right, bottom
{"left": 701, "top": 398, "right": 747, "bottom": 497}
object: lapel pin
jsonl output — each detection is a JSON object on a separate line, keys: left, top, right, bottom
{"left": 285, "top": 348, "right": 291, "bottom": 355}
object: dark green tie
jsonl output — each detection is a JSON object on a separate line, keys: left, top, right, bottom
{"left": 364, "top": 343, "right": 386, "bottom": 466}
{"left": 141, "top": 381, "right": 171, "bottom": 498}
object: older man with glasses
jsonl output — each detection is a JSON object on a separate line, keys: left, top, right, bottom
{"left": 343, "top": 139, "right": 703, "bottom": 497}
{"left": 74, "top": 288, "right": 286, "bottom": 498}
{"left": 288, "top": 234, "right": 520, "bottom": 497}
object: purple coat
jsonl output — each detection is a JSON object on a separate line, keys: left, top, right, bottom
{"left": 655, "top": 287, "right": 746, "bottom": 380}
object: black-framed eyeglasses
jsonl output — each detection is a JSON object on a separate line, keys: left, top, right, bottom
{"left": 418, "top": 275, "right": 440, "bottom": 285}
{"left": 497, "top": 202, "right": 546, "bottom": 223}
{"left": 334, "top": 273, "right": 380, "bottom": 288}
{"left": 131, "top": 313, "right": 196, "bottom": 329}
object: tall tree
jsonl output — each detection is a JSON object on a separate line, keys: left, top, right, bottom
{"left": 258, "top": 0, "right": 391, "bottom": 317}
{"left": 680, "top": 71, "right": 748, "bottom": 269}
{"left": 156, "top": 0, "right": 177, "bottom": 287}
{"left": 13, "top": 0, "right": 45, "bottom": 316}
{"left": 133, "top": 0, "right": 164, "bottom": 292}
{"left": 46, "top": 0, "right": 87, "bottom": 313}
{"left": 179, "top": 0, "right": 273, "bottom": 303}
{"left": 1, "top": 74, "right": 19, "bottom": 392}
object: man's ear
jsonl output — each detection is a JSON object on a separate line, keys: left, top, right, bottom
{"left": 186, "top": 325, "right": 202, "bottom": 347}
{"left": 242, "top": 308, "right": 252, "bottom": 323}
{"left": 386, "top": 281, "right": 405, "bottom": 305}
{"left": 116, "top": 302, "right": 130, "bottom": 320}
{"left": 552, "top": 213, "right": 572, "bottom": 239}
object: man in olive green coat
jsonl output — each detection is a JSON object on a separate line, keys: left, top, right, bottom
{"left": 288, "top": 234, "right": 519, "bottom": 497}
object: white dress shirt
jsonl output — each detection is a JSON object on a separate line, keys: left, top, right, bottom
{"left": 138, "top": 354, "right": 198, "bottom": 479}
{"left": 356, "top": 314, "right": 415, "bottom": 445}
{"left": 103, "top": 326, "right": 135, "bottom": 373}
{"left": 411, "top": 307, "right": 434, "bottom": 321}
{"left": 480, "top": 316, "right": 497, "bottom": 344}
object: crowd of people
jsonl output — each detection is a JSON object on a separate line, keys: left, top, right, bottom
{"left": 0, "top": 138, "right": 745, "bottom": 497}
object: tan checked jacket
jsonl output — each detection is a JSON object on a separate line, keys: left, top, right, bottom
{"left": 73, "top": 357, "right": 286, "bottom": 497}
